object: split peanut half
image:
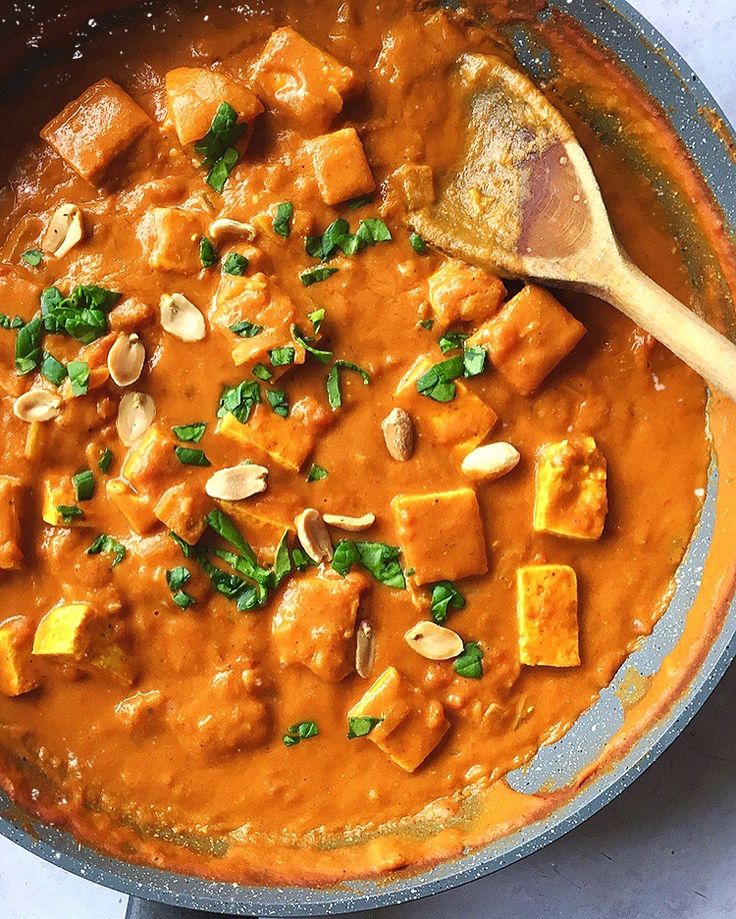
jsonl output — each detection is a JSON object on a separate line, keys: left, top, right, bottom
{"left": 404, "top": 621, "right": 464, "bottom": 660}
{"left": 42, "top": 203, "right": 84, "bottom": 258}
{"left": 206, "top": 463, "right": 269, "bottom": 500}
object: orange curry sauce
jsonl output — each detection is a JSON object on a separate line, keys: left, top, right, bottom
{"left": 0, "top": 0, "right": 715, "bottom": 885}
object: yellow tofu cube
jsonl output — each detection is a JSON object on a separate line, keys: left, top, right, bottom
{"left": 32, "top": 602, "right": 95, "bottom": 659}
{"left": 395, "top": 354, "right": 497, "bottom": 452}
{"left": 41, "top": 78, "right": 152, "bottom": 183}
{"left": 348, "top": 666, "right": 449, "bottom": 772}
{"left": 148, "top": 207, "right": 205, "bottom": 274}
{"left": 212, "top": 272, "right": 306, "bottom": 370}
{"left": 121, "top": 425, "right": 177, "bottom": 499}
{"left": 534, "top": 437, "right": 607, "bottom": 540}
{"left": 217, "top": 395, "right": 331, "bottom": 471}
{"left": 254, "top": 27, "right": 363, "bottom": 128}
{"left": 224, "top": 500, "right": 294, "bottom": 559}
{"left": 392, "top": 488, "right": 488, "bottom": 585}
{"left": 0, "top": 616, "right": 38, "bottom": 696}
{"left": 309, "top": 127, "right": 375, "bottom": 206}
{"left": 153, "top": 481, "right": 210, "bottom": 545}
{"left": 467, "top": 284, "right": 585, "bottom": 394}
{"left": 517, "top": 565, "right": 579, "bottom": 667}
{"left": 272, "top": 571, "right": 367, "bottom": 682}
{"left": 165, "top": 66, "right": 263, "bottom": 147}
{"left": 41, "top": 476, "right": 86, "bottom": 528}
{"left": 0, "top": 476, "right": 23, "bottom": 569}
{"left": 428, "top": 259, "right": 506, "bottom": 330}
{"left": 106, "top": 478, "right": 157, "bottom": 536}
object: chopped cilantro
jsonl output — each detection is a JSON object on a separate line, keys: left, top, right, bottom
{"left": 273, "top": 201, "right": 294, "bottom": 238}
{"left": 269, "top": 346, "right": 295, "bottom": 366}
{"left": 252, "top": 363, "right": 272, "bottom": 381}
{"left": 172, "top": 421, "right": 206, "bottom": 443}
{"left": 97, "top": 447, "right": 114, "bottom": 474}
{"left": 68, "top": 360, "right": 89, "bottom": 397}
{"left": 438, "top": 330, "right": 469, "bottom": 353}
{"left": 306, "top": 463, "right": 328, "bottom": 483}
{"left": 222, "top": 252, "right": 249, "bottom": 276}
{"left": 282, "top": 721, "right": 319, "bottom": 747}
{"left": 300, "top": 265, "right": 338, "bottom": 287}
{"left": 416, "top": 353, "right": 463, "bottom": 402}
{"left": 194, "top": 102, "right": 245, "bottom": 193}
{"left": 454, "top": 641, "right": 484, "bottom": 679}
{"left": 22, "top": 249, "right": 43, "bottom": 267}
{"left": 199, "top": 237, "right": 217, "bottom": 268}
{"left": 463, "top": 346, "right": 486, "bottom": 377}
{"left": 14, "top": 317, "right": 42, "bottom": 375}
{"left": 332, "top": 540, "right": 405, "bottom": 589}
{"left": 229, "top": 319, "right": 263, "bottom": 338}
{"left": 87, "top": 533, "right": 126, "bottom": 567}
{"left": 347, "top": 716, "right": 382, "bottom": 739}
{"left": 308, "top": 308, "right": 325, "bottom": 334}
{"left": 56, "top": 505, "right": 83, "bottom": 524}
{"left": 429, "top": 580, "right": 466, "bottom": 624}
{"left": 272, "top": 530, "right": 292, "bottom": 587}
{"left": 266, "top": 388, "right": 289, "bottom": 418}
{"left": 346, "top": 194, "right": 374, "bottom": 210}
{"left": 419, "top": 318, "right": 434, "bottom": 330}
{"left": 40, "top": 351, "right": 67, "bottom": 385}
{"left": 291, "top": 546, "right": 313, "bottom": 571}
{"left": 72, "top": 469, "right": 95, "bottom": 501}
{"left": 326, "top": 360, "right": 370, "bottom": 410}
{"left": 409, "top": 232, "right": 427, "bottom": 254}
{"left": 41, "top": 284, "right": 120, "bottom": 344}
{"left": 174, "top": 446, "right": 211, "bottom": 467}
{"left": 170, "top": 531, "right": 193, "bottom": 558}
{"left": 166, "top": 566, "right": 195, "bottom": 608}
{"left": 291, "top": 325, "right": 332, "bottom": 364}
{"left": 217, "top": 380, "right": 261, "bottom": 424}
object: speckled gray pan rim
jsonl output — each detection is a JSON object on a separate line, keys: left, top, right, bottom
{"left": 1, "top": 0, "right": 736, "bottom": 914}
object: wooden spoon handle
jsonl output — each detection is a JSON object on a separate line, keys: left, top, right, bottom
{"left": 600, "top": 257, "right": 736, "bottom": 401}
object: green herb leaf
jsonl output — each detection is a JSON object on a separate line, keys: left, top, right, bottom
{"left": 174, "top": 446, "right": 211, "bottom": 467}
{"left": 306, "top": 463, "right": 328, "bottom": 483}
{"left": 332, "top": 540, "right": 405, "bottom": 589}
{"left": 272, "top": 530, "right": 292, "bottom": 587}
{"left": 15, "top": 317, "right": 42, "bottom": 375}
{"left": 40, "top": 351, "right": 67, "bottom": 385}
{"left": 454, "top": 641, "right": 484, "bottom": 679}
{"left": 166, "top": 566, "right": 191, "bottom": 591}
{"left": 300, "top": 265, "right": 338, "bottom": 287}
{"left": 87, "top": 533, "right": 126, "bottom": 567}
{"left": 308, "top": 308, "right": 325, "bottom": 334}
{"left": 291, "top": 325, "right": 332, "bottom": 364}
{"left": 41, "top": 284, "right": 120, "bottom": 344}
{"left": 266, "top": 388, "right": 289, "bottom": 418}
{"left": 206, "top": 508, "right": 257, "bottom": 564}
{"left": 207, "top": 146, "right": 240, "bottom": 192}
{"left": 346, "top": 194, "right": 373, "bottom": 210}
{"left": 463, "top": 346, "right": 486, "bottom": 378}
{"left": 170, "top": 531, "right": 192, "bottom": 558}
{"left": 97, "top": 447, "right": 114, "bottom": 474}
{"left": 273, "top": 201, "right": 294, "bottom": 238}
{"left": 326, "top": 360, "right": 370, "bottom": 410}
{"left": 68, "top": 361, "right": 90, "bottom": 397}
{"left": 269, "top": 346, "right": 295, "bottom": 366}
{"left": 194, "top": 103, "right": 245, "bottom": 193}
{"left": 291, "top": 546, "right": 313, "bottom": 571}
{"left": 217, "top": 380, "right": 261, "bottom": 424}
{"left": 438, "top": 330, "right": 469, "bottom": 353}
{"left": 320, "top": 218, "right": 350, "bottom": 259}
{"left": 419, "top": 318, "right": 434, "bottom": 330}
{"left": 230, "top": 320, "right": 263, "bottom": 338}
{"left": 199, "top": 237, "right": 217, "bottom": 268}
{"left": 56, "top": 505, "right": 84, "bottom": 524}
{"left": 409, "top": 232, "right": 427, "bottom": 254}
{"left": 356, "top": 218, "right": 391, "bottom": 245}
{"left": 282, "top": 720, "right": 319, "bottom": 747}
{"left": 72, "top": 469, "right": 95, "bottom": 501}
{"left": 304, "top": 235, "right": 323, "bottom": 259}
{"left": 416, "top": 354, "right": 463, "bottom": 403}
{"left": 223, "top": 252, "right": 249, "bottom": 276}
{"left": 172, "top": 421, "right": 207, "bottom": 443}
{"left": 22, "top": 249, "right": 44, "bottom": 267}
{"left": 347, "top": 716, "right": 382, "bottom": 739}
{"left": 252, "top": 363, "right": 272, "bottom": 381}
{"left": 429, "top": 580, "right": 466, "bottom": 624}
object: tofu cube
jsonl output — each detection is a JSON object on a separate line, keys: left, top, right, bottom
{"left": 392, "top": 488, "right": 487, "bottom": 585}
{"left": 428, "top": 259, "right": 506, "bottom": 330}
{"left": 41, "top": 476, "right": 87, "bottom": 528}
{"left": 272, "top": 572, "right": 366, "bottom": 682}
{"left": 217, "top": 395, "right": 331, "bottom": 471}
{"left": 395, "top": 355, "right": 497, "bottom": 452}
{"left": 467, "top": 284, "right": 585, "bottom": 394}
{"left": 517, "top": 564, "right": 580, "bottom": 667}
{"left": 153, "top": 481, "right": 210, "bottom": 545}
{"left": 348, "top": 666, "right": 449, "bottom": 772}
{"left": 165, "top": 66, "right": 263, "bottom": 147}
{"left": 224, "top": 501, "right": 294, "bottom": 559}
{"left": 121, "top": 425, "right": 177, "bottom": 499}
{"left": 148, "top": 207, "right": 206, "bottom": 274}
{"left": 254, "top": 27, "right": 362, "bottom": 127}
{"left": 309, "top": 128, "right": 375, "bottom": 206}
{"left": 212, "top": 272, "right": 306, "bottom": 369}
{"left": 0, "top": 476, "right": 23, "bottom": 569}
{"left": 534, "top": 437, "right": 608, "bottom": 540}
{"left": 32, "top": 602, "right": 95, "bottom": 660}
{"left": 32, "top": 602, "right": 132, "bottom": 684}
{"left": 106, "top": 478, "right": 157, "bottom": 536}
{"left": 41, "top": 78, "right": 151, "bottom": 183}
{"left": 0, "top": 616, "right": 38, "bottom": 696}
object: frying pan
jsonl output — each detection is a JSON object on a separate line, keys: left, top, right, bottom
{"left": 1, "top": 1, "right": 736, "bottom": 917}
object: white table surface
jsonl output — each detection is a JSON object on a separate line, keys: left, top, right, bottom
{"left": 2, "top": 1, "right": 736, "bottom": 917}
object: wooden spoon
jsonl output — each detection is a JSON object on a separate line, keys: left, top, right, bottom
{"left": 410, "top": 54, "right": 736, "bottom": 400}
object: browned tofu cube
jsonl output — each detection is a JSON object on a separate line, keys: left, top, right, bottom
{"left": 309, "top": 128, "right": 375, "bottom": 206}
{"left": 217, "top": 395, "right": 331, "bottom": 471}
{"left": 106, "top": 479, "right": 157, "bottom": 536}
{"left": 534, "top": 437, "right": 608, "bottom": 540}
{"left": 517, "top": 564, "right": 579, "bottom": 667}
{"left": 148, "top": 208, "right": 205, "bottom": 274}
{"left": 272, "top": 571, "right": 367, "bottom": 682}
{"left": 254, "top": 27, "right": 362, "bottom": 127}
{"left": 41, "top": 78, "right": 152, "bottom": 183}
{"left": 467, "top": 284, "right": 585, "bottom": 394}
{"left": 165, "top": 66, "right": 263, "bottom": 147}
{"left": 428, "top": 259, "right": 506, "bottom": 330}
{"left": 153, "top": 481, "right": 210, "bottom": 545}
{"left": 0, "top": 616, "right": 38, "bottom": 696}
{"left": 395, "top": 355, "right": 497, "bottom": 452}
{"left": 348, "top": 666, "right": 449, "bottom": 772}
{"left": 0, "top": 476, "right": 23, "bottom": 569}
{"left": 41, "top": 476, "right": 90, "bottom": 529}
{"left": 212, "top": 272, "right": 306, "bottom": 370}
{"left": 392, "top": 488, "right": 487, "bottom": 585}
{"left": 121, "top": 425, "right": 178, "bottom": 500}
